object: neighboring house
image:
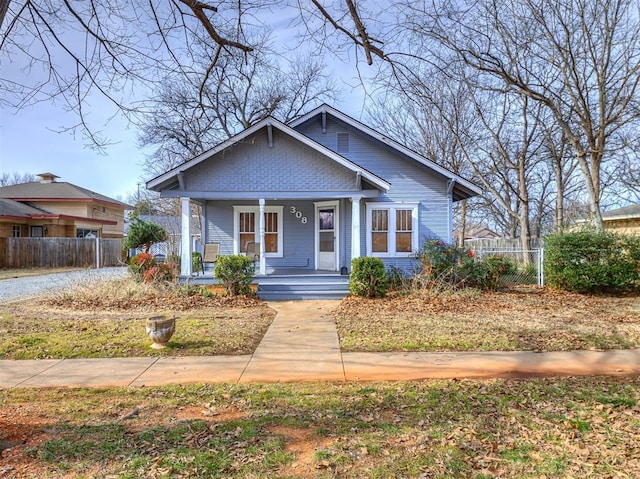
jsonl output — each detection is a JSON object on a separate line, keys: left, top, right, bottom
{"left": 454, "top": 224, "right": 501, "bottom": 241}
{"left": 601, "top": 204, "right": 640, "bottom": 235}
{"left": 147, "top": 104, "right": 481, "bottom": 276}
{"left": 0, "top": 173, "right": 131, "bottom": 238}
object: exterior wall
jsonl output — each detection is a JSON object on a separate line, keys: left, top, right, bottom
{"left": 185, "top": 129, "right": 359, "bottom": 193}
{"left": 21, "top": 201, "right": 126, "bottom": 238}
{"left": 604, "top": 219, "right": 640, "bottom": 236}
{"left": 297, "top": 116, "right": 448, "bottom": 271}
{"left": 0, "top": 223, "right": 23, "bottom": 238}
{"left": 206, "top": 199, "right": 317, "bottom": 269}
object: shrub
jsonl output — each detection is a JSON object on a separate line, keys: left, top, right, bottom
{"left": 350, "top": 257, "right": 387, "bottom": 297}
{"left": 191, "top": 251, "right": 203, "bottom": 272}
{"left": 477, "top": 255, "right": 517, "bottom": 290}
{"left": 214, "top": 255, "right": 255, "bottom": 296}
{"left": 544, "top": 230, "right": 640, "bottom": 293}
{"left": 123, "top": 217, "right": 168, "bottom": 253}
{"left": 128, "top": 253, "right": 156, "bottom": 281}
{"left": 142, "top": 262, "right": 178, "bottom": 284}
{"left": 418, "top": 238, "right": 476, "bottom": 286}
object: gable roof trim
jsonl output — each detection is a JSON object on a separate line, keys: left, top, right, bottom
{"left": 290, "top": 104, "right": 482, "bottom": 196}
{"left": 146, "top": 117, "right": 390, "bottom": 192}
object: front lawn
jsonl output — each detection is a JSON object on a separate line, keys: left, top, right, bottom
{"left": 336, "top": 288, "right": 640, "bottom": 352}
{"left": 0, "top": 278, "right": 275, "bottom": 359}
{"left": 1, "top": 377, "right": 639, "bottom": 477}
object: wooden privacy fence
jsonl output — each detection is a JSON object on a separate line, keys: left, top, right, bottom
{"left": 0, "top": 238, "right": 124, "bottom": 268}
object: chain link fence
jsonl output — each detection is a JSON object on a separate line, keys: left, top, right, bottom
{"left": 468, "top": 248, "right": 545, "bottom": 287}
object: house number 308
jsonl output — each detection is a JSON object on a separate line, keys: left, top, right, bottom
{"left": 289, "top": 206, "right": 308, "bottom": 224}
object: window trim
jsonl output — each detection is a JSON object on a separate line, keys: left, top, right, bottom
{"left": 233, "top": 205, "right": 284, "bottom": 258}
{"left": 365, "top": 202, "right": 419, "bottom": 257}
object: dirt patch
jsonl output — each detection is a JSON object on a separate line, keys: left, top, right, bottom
{"left": 267, "top": 425, "right": 334, "bottom": 477}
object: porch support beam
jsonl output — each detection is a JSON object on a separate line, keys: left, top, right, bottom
{"left": 258, "top": 198, "right": 266, "bottom": 275}
{"left": 180, "top": 197, "right": 192, "bottom": 276}
{"left": 351, "top": 197, "right": 361, "bottom": 261}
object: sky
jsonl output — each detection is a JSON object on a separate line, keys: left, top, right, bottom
{"left": 0, "top": 6, "right": 371, "bottom": 203}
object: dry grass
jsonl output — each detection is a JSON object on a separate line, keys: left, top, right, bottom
{"left": 0, "top": 277, "right": 275, "bottom": 359}
{"left": 335, "top": 287, "right": 640, "bottom": 352}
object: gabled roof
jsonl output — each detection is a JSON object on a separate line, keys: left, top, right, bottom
{"left": 0, "top": 180, "right": 131, "bottom": 208}
{"left": 602, "top": 204, "right": 640, "bottom": 221}
{"left": 290, "top": 104, "right": 482, "bottom": 201}
{"left": 146, "top": 116, "right": 391, "bottom": 192}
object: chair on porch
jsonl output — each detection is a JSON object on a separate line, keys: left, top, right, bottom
{"left": 246, "top": 242, "right": 260, "bottom": 264}
{"left": 202, "top": 243, "right": 220, "bottom": 274}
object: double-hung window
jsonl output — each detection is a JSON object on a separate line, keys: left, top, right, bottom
{"left": 366, "top": 203, "right": 418, "bottom": 257}
{"left": 233, "top": 206, "right": 283, "bottom": 257}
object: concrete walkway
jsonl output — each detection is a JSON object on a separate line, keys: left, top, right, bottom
{"left": 1, "top": 300, "right": 639, "bottom": 389}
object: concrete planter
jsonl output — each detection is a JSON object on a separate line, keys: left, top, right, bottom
{"left": 146, "top": 315, "right": 176, "bottom": 349}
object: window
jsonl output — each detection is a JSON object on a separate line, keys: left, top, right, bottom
{"left": 337, "top": 132, "right": 350, "bottom": 153}
{"left": 30, "top": 226, "right": 44, "bottom": 237}
{"left": 12, "top": 226, "right": 21, "bottom": 237}
{"left": 77, "top": 229, "right": 98, "bottom": 238}
{"left": 366, "top": 203, "right": 418, "bottom": 257}
{"left": 233, "top": 206, "right": 283, "bottom": 257}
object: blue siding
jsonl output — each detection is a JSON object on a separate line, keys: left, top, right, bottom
{"left": 185, "top": 128, "right": 359, "bottom": 193}
{"left": 205, "top": 199, "right": 317, "bottom": 270}
{"left": 296, "top": 116, "right": 452, "bottom": 246}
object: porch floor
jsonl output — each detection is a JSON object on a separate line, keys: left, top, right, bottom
{"left": 184, "top": 268, "right": 350, "bottom": 300}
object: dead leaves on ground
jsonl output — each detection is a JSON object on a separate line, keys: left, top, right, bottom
{"left": 335, "top": 288, "right": 640, "bottom": 352}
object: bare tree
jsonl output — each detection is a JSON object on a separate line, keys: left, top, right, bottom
{"left": 138, "top": 40, "right": 338, "bottom": 178}
{"left": 0, "top": 1, "right": 264, "bottom": 148}
{"left": 0, "top": 172, "right": 37, "bottom": 186}
{"left": 401, "top": 0, "right": 640, "bottom": 231}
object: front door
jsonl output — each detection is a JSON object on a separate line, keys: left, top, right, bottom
{"left": 316, "top": 201, "right": 339, "bottom": 271}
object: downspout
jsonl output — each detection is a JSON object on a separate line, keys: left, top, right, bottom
{"left": 447, "top": 179, "right": 456, "bottom": 245}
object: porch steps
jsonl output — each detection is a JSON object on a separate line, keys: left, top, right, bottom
{"left": 256, "top": 274, "right": 350, "bottom": 301}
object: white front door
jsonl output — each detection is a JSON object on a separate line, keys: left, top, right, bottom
{"left": 315, "top": 201, "right": 339, "bottom": 271}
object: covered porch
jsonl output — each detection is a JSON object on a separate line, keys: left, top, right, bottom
{"left": 176, "top": 191, "right": 378, "bottom": 278}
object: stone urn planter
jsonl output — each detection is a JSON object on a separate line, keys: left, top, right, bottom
{"left": 146, "top": 315, "right": 177, "bottom": 349}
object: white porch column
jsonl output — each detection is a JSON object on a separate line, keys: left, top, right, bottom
{"left": 258, "top": 198, "right": 266, "bottom": 276}
{"left": 351, "top": 197, "right": 361, "bottom": 261}
{"left": 180, "top": 197, "right": 192, "bottom": 276}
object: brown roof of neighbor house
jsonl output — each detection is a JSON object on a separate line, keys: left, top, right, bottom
{"left": 0, "top": 198, "right": 51, "bottom": 217}
{"left": 602, "top": 204, "right": 640, "bottom": 220}
{"left": 0, "top": 176, "right": 132, "bottom": 208}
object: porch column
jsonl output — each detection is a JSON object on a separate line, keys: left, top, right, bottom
{"left": 351, "top": 197, "right": 361, "bottom": 261}
{"left": 180, "top": 197, "right": 192, "bottom": 276}
{"left": 258, "top": 198, "right": 266, "bottom": 275}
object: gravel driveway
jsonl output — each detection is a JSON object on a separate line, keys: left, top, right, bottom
{"left": 0, "top": 267, "right": 129, "bottom": 303}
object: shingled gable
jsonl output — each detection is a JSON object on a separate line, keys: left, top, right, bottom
{"left": 146, "top": 116, "right": 390, "bottom": 193}
{"left": 290, "top": 104, "right": 482, "bottom": 201}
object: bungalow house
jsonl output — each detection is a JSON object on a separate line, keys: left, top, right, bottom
{"left": 147, "top": 105, "right": 481, "bottom": 286}
{"left": 0, "top": 173, "right": 131, "bottom": 238}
